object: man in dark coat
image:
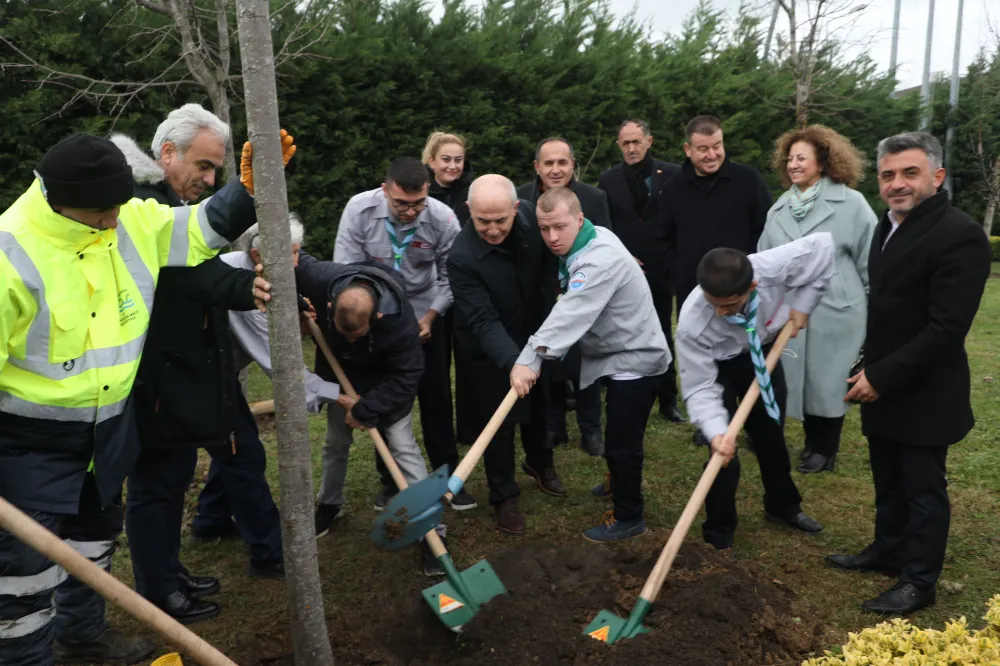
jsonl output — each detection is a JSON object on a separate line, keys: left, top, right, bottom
{"left": 449, "top": 174, "right": 566, "bottom": 534}
{"left": 296, "top": 253, "right": 445, "bottom": 573}
{"left": 112, "top": 105, "right": 284, "bottom": 627}
{"left": 662, "top": 115, "right": 772, "bottom": 309}
{"left": 829, "top": 132, "right": 991, "bottom": 615}
{"left": 661, "top": 115, "right": 772, "bottom": 446}
{"left": 598, "top": 119, "right": 684, "bottom": 424}
{"left": 517, "top": 137, "right": 612, "bottom": 456}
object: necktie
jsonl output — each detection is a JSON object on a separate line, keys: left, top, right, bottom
{"left": 724, "top": 289, "right": 780, "bottom": 423}
{"left": 383, "top": 218, "right": 417, "bottom": 272}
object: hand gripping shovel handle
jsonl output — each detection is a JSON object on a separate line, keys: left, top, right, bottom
{"left": 305, "top": 317, "right": 449, "bottom": 557}
{"left": 641, "top": 321, "right": 796, "bottom": 605}
{"left": 0, "top": 497, "right": 236, "bottom": 666}
{"left": 446, "top": 387, "right": 520, "bottom": 500}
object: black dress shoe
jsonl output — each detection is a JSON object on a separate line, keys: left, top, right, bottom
{"left": 825, "top": 548, "right": 901, "bottom": 576}
{"left": 797, "top": 452, "right": 836, "bottom": 474}
{"left": 659, "top": 403, "right": 686, "bottom": 423}
{"left": 862, "top": 582, "right": 936, "bottom": 615}
{"left": 546, "top": 431, "right": 569, "bottom": 448}
{"left": 249, "top": 558, "right": 285, "bottom": 579}
{"left": 580, "top": 433, "right": 605, "bottom": 457}
{"left": 178, "top": 566, "right": 220, "bottom": 599}
{"left": 693, "top": 430, "right": 709, "bottom": 447}
{"left": 156, "top": 590, "right": 222, "bottom": 625}
{"left": 765, "top": 511, "right": 823, "bottom": 533}
{"left": 800, "top": 448, "right": 812, "bottom": 462}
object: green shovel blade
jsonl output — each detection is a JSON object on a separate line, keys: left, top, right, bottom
{"left": 422, "top": 557, "right": 506, "bottom": 632}
{"left": 584, "top": 599, "right": 652, "bottom": 645}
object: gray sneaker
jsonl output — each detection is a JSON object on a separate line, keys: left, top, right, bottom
{"left": 53, "top": 628, "right": 155, "bottom": 665}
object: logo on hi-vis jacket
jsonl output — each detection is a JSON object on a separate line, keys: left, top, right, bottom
{"left": 568, "top": 271, "right": 587, "bottom": 291}
{"left": 118, "top": 289, "right": 137, "bottom": 326}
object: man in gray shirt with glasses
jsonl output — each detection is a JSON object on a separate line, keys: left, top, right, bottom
{"left": 333, "top": 157, "right": 472, "bottom": 511}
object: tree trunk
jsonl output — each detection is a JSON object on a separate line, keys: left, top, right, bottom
{"left": 234, "top": 2, "right": 334, "bottom": 664}
{"left": 985, "top": 155, "right": 1000, "bottom": 237}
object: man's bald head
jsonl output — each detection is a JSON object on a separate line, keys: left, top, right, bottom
{"left": 467, "top": 174, "right": 519, "bottom": 245}
{"left": 333, "top": 281, "right": 377, "bottom": 341}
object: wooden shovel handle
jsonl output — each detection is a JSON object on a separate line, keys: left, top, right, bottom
{"left": 0, "top": 497, "right": 236, "bottom": 666}
{"left": 449, "top": 388, "right": 520, "bottom": 493}
{"left": 641, "top": 320, "right": 796, "bottom": 603}
{"left": 306, "top": 317, "right": 449, "bottom": 556}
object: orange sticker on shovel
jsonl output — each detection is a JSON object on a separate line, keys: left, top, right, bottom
{"left": 438, "top": 593, "right": 465, "bottom": 614}
{"left": 588, "top": 625, "right": 610, "bottom": 642}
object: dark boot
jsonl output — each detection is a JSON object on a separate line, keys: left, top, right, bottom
{"left": 53, "top": 629, "right": 155, "bottom": 665}
{"left": 798, "top": 452, "right": 836, "bottom": 474}
{"left": 520, "top": 460, "right": 567, "bottom": 497}
{"left": 495, "top": 497, "right": 526, "bottom": 534}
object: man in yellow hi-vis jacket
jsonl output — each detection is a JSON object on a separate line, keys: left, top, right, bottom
{"left": 0, "top": 131, "right": 294, "bottom": 665}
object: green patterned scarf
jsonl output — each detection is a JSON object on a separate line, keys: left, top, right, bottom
{"left": 789, "top": 179, "right": 822, "bottom": 220}
{"left": 558, "top": 218, "right": 597, "bottom": 292}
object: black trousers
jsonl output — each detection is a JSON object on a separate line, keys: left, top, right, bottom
{"left": 484, "top": 387, "right": 553, "bottom": 505}
{"left": 803, "top": 414, "right": 845, "bottom": 456}
{"left": 868, "top": 436, "right": 950, "bottom": 590}
{"left": 546, "top": 374, "right": 602, "bottom": 438}
{"left": 0, "top": 476, "right": 120, "bottom": 665}
{"left": 191, "top": 386, "right": 284, "bottom": 565}
{"left": 378, "top": 315, "right": 456, "bottom": 487}
{"left": 605, "top": 375, "right": 660, "bottom": 522}
{"left": 703, "top": 351, "right": 803, "bottom": 549}
{"left": 649, "top": 282, "right": 678, "bottom": 406}
{"left": 128, "top": 381, "right": 283, "bottom": 601}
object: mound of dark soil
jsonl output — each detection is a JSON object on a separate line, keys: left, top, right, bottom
{"left": 306, "top": 540, "right": 829, "bottom": 665}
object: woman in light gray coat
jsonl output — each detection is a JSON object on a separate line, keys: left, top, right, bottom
{"left": 758, "top": 125, "right": 876, "bottom": 474}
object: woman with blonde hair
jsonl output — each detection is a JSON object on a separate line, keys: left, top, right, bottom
{"left": 423, "top": 131, "right": 473, "bottom": 226}
{"left": 758, "top": 125, "right": 877, "bottom": 474}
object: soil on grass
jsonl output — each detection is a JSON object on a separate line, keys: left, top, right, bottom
{"left": 247, "top": 541, "right": 831, "bottom": 665}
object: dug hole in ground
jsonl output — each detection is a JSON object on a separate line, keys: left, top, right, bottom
{"left": 254, "top": 541, "right": 831, "bottom": 665}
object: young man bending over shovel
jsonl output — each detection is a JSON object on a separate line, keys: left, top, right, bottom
{"left": 510, "top": 186, "right": 670, "bottom": 542}
{"left": 674, "top": 234, "right": 834, "bottom": 550}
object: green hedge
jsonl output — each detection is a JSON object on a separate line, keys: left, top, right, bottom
{"left": 991, "top": 237, "right": 1000, "bottom": 262}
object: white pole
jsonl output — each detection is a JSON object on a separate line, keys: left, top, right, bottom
{"left": 944, "top": 0, "right": 965, "bottom": 195}
{"left": 920, "top": 0, "right": 936, "bottom": 131}
{"left": 889, "top": 0, "right": 901, "bottom": 78}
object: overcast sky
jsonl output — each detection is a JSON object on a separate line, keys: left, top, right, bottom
{"left": 432, "top": 0, "right": 996, "bottom": 90}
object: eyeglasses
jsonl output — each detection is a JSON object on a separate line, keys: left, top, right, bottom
{"left": 390, "top": 197, "right": 427, "bottom": 213}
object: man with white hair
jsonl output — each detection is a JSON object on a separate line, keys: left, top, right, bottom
{"left": 114, "top": 104, "right": 285, "bottom": 626}
{"left": 447, "top": 174, "right": 565, "bottom": 534}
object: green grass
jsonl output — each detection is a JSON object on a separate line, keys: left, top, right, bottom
{"left": 108, "top": 268, "right": 1000, "bottom": 663}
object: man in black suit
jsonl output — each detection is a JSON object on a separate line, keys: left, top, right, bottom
{"left": 598, "top": 119, "right": 684, "bottom": 423}
{"left": 828, "top": 132, "right": 991, "bottom": 615}
{"left": 517, "top": 137, "right": 612, "bottom": 456}
{"left": 662, "top": 115, "right": 773, "bottom": 446}
{"left": 449, "top": 174, "right": 565, "bottom": 534}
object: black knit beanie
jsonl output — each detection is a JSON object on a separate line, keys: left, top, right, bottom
{"left": 36, "top": 134, "right": 135, "bottom": 209}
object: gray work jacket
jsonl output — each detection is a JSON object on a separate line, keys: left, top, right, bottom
{"left": 516, "top": 227, "right": 670, "bottom": 388}
{"left": 333, "top": 187, "right": 460, "bottom": 318}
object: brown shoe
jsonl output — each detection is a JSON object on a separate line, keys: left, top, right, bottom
{"left": 494, "top": 497, "right": 526, "bottom": 534}
{"left": 521, "top": 460, "right": 568, "bottom": 497}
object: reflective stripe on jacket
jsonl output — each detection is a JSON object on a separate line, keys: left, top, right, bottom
{"left": 0, "top": 178, "right": 254, "bottom": 511}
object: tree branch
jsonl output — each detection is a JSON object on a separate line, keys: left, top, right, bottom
{"left": 135, "top": 0, "right": 170, "bottom": 15}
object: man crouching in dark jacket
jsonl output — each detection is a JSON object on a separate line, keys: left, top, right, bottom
{"left": 113, "top": 105, "right": 283, "bottom": 626}
{"left": 295, "top": 253, "right": 446, "bottom": 575}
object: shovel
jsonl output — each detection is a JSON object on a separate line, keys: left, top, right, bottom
{"left": 371, "top": 387, "right": 520, "bottom": 550}
{"left": 584, "top": 321, "right": 796, "bottom": 645}
{"left": 305, "top": 317, "right": 506, "bottom": 631}
{"left": 0, "top": 498, "right": 236, "bottom": 666}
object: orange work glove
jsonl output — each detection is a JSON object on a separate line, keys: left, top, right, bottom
{"left": 240, "top": 128, "right": 297, "bottom": 195}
